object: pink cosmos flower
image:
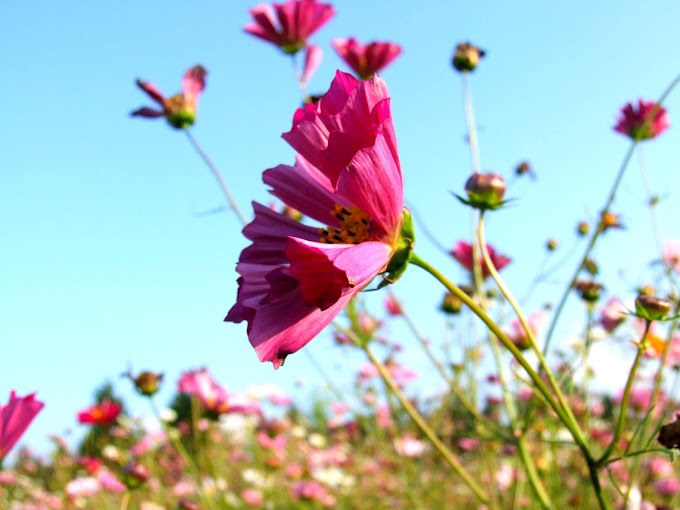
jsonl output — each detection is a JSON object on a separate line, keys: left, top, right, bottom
{"left": 178, "top": 368, "right": 229, "bottom": 414}
{"left": 663, "top": 240, "right": 680, "bottom": 272}
{"left": 383, "top": 294, "right": 402, "bottom": 316}
{"left": 131, "top": 65, "right": 207, "bottom": 130}
{"left": 614, "top": 99, "right": 669, "bottom": 141}
{"left": 504, "top": 310, "right": 547, "bottom": 351}
{"left": 332, "top": 38, "right": 402, "bottom": 80}
{"left": 245, "top": 0, "right": 335, "bottom": 55}
{"left": 451, "top": 241, "right": 511, "bottom": 278}
{"left": 77, "top": 398, "right": 121, "bottom": 426}
{"left": 393, "top": 435, "right": 427, "bottom": 458}
{"left": 226, "top": 71, "right": 407, "bottom": 368}
{"left": 0, "top": 391, "right": 44, "bottom": 463}
{"left": 599, "top": 297, "right": 626, "bottom": 333}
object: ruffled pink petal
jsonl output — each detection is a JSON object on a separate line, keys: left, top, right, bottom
{"left": 0, "top": 392, "right": 44, "bottom": 459}
{"left": 130, "top": 107, "right": 165, "bottom": 118}
{"left": 245, "top": 4, "right": 283, "bottom": 45}
{"left": 182, "top": 65, "right": 207, "bottom": 98}
{"left": 135, "top": 80, "right": 165, "bottom": 106}
{"left": 263, "top": 156, "right": 351, "bottom": 227}
{"left": 365, "top": 42, "right": 402, "bottom": 76}
{"left": 301, "top": 44, "right": 322, "bottom": 85}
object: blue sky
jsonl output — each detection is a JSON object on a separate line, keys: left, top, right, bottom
{"left": 2, "top": 1, "right": 680, "bottom": 457}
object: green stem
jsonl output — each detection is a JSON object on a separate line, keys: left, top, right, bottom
{"left": 120, "top": 492, "right": 131, "bottom": 510}
{"left": 636, "top": 145, "right": 664, "bottom": 259}
{"left": 410, "top": 252, "right": 591, "bottom": 457}
{"left": 359, "top": 338, "right": 490, "bottom": 506}
{"left": 461, "top": 72, "right": 481, "bottom": 174}
{"left": 543, "top": 73, "right": 680, "bottom": 357}
{"left": 184, "top": 130, "right": 247, "bottom": 226}
{"left": 517, "top": 436, "right": 553, "bottom": 510}
{"left": 593, "top": 322, "right": 649, "bottom": 468}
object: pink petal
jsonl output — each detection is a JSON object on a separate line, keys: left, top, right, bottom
{"left": 182, "top": 65, "right": 207, "bottom": 98}
{"left": 135, "top": 80, "right": 165, "bottom": 106}
{"left": 263, "top": 156, "right": 351, "bottom": 227}
{"left": 301, "top": 44, "right": 322, "bottom": 85}
{"left": 130, "top": 107, "right": 165, "bottom": 118}
{"left": 244, "top": 4, "right": 283, "bottom": 45}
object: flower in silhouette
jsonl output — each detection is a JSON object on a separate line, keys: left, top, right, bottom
{"left": 614, "top": 99, "right": 669, "bottom": 141}
{"left": 131, "top": 65, "right": 207, "bottom": 129}
{"left": 332, "top": 38, "right": 402, "bottom": 80}
{"left": 0, "top": 391, "right": 44, "bottom": 462}
{"left": 226, "top": 71, "right": 410, "bottom": 368}
{"left": 245, "top": 0, "right": 334, "bottom": 55}
{"left": 451, "top": 241, "right": 511, "bottom": 278}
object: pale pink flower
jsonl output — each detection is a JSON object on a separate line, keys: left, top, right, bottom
{"left": 332, "top": 38, "right": 402, "bottom": 80}
{"left": 242, "top": 488, "right": 264, "bottom": 506}
{"left": 376, "top": 404, "right": 392, "bottom": 428}
{"left": 245, "top": 0, "right": 334, "bottom": 55}
{"left": 599, "top": 297, "right": 627, "bottom": 333}
{"left": 451, "top": 241, "right": 511, "bottom": 278}
{"left": 383, "top": 294, "right": 402, "bottom": 316}
{"left": 226, "top": 71, "right": 407, "bottom": 368}
{"left": 97, "top": 470, "right": 126, "bottom": 493}
{"left": 131, "top": 430, "right": 167, "bottom": 456}
{"left": 655, "top": 477, "right": 680, "bottom": 496}
{"left": 495, "top": 462, "right": 517, "bottom": 491}
{"left": 663, "top": 240, "right": 680, "bottom": 272}
{"left": 178, "top": 368, "right": 229, "bottom": 414}
{"left": 0, "top": 391, "right": 44, "bottom": 462}
{"left": 329, "top": 401, "right": 349, "bottom": 415}
{"left": 394, "top": 435, "right": 426, "bottom": 458}
{"left": 301, "top": 44, "right": 322, "bottom": 86}
{"left": 457, "top": 437, "right": 480, "bottom": 452}
{"left": 268, "top": 392, "right": 293, "bottom": 407}
{"left": 292, "top": 480, "right": 335, "bottom": 506}
{"left": 614, "top": 99, "right": 669, "bottom": 141}
{"left": 131, "top": 66, "right": 207, "bottom": 130}
{"left": 66, "top": 477, "right": 101, "bottom": 498}
{"left": 648, "top": 457, "right": 673, "bottom": 478}
{"left": 503, "top": 310, "right": 547, "bottom": 351}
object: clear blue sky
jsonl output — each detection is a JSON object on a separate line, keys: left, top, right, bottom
{"left": 2, "top": 1, "right": 680, "bottom": 457}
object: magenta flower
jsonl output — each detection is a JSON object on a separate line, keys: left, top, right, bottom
{"left": 226, "top": 71, "right": 409, "bottom": 368}
{"left": 451, "top": 241, "right": 511, "bottom": 278}
{"left": 131, "top": 65, "right": 207, "bottom": 129}
{"left": 614, "top": 99, "right": 669, "bottom": 141}
{"left": 245, "top": 0, "right": 335, "bottom": 55}
{"left": 0, "top": 391, "right": 44, "bottom": 463}
{"left": 178, "top": 368, "right": 229, "bottom": 414}
{"left": 77, "top": 398, "right": 121, "bottom": 426}
{"left": 332, "top": 38, "right": 402, "bottom": 80}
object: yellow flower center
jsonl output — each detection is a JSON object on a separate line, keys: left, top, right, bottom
{"left": 319, "top": 204, "right": 373, "bottom": 244}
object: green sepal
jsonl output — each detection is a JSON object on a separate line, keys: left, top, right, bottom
{"left": 379, "top": 209, "right": 415, "bottom": 289}
{"left": 453, "top": 192, "right": 513, "bottom": 211}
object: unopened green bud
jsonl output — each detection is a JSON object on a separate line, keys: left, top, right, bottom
{"left": 440, "top": 292, "right": 462, "bottom": 315}
{"left": 574, "top": 280, "right": 603, "bottom": 303}
{"left": 463, "top": 172, "right": 506, "bottom": 211}
{"left": 577, "top": 221, "right": 590, "bottom": 237}
{"left": 452, "top": 42, "right": 486, "bottom": 72}
{"left": 635, "top": 295, "right": 671, "bottom": 322}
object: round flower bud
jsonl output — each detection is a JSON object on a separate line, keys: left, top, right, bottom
{"left": 440, "top": 292, "right": 462, "bottom": 315}
{"left": 546, "top": 239, "right": 558, "bottom": 252}
{"left": 127, "top": 370, "right": 163, "bottom": 397}
{"left": 464, "top": 172, "right": 506, "bottom": 210}
{"left": 635, "top": 295, "right": 671, "bottom": 322}
{"left": 452, "top": 42, "right": 485, "bottom": 72}
{"left": 577, "top": 221, "right": 590, "bottom": 237}
{"left": 574, "top": 280, "right": 604, "bottom": 303}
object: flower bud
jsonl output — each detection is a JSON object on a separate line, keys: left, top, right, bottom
{"left": 164, "top": 94, "right": 198, "bottom": 130}
{"left": 598, "top": 211, "right": 623, "bottom": 233}
{"left": 577, "top": 221, "right": 590, "bottom": 237}
{"left": 122, "top": 461, "right": 150, "bottom": 490}
{"left": 574, "top": 280, "right": 603, "bottom": 303}
{"left": 546, "top": 239, "right": 558, "bottom": 252}
{"left": 440, "top": 292, "right": 462, "bottom": 315}
{"left": 635, "top": 295, "right": 671, "bottom": 322}
{"left": 452, "top": 42, "right": 485, "bottom": 72}
{"left": 515, "top": 161, "right": 532, "bottom": 177}
{"left": 638, "top": 284, "right": 655, "bottom": 296}
{"left": 127, "top": 370, "right": 163, "bottom": 397}
{"left": 583, "top": 258, "right": 598, "bottom": 276}
{"left": 463, "top": 172, "right": 506, "bottom": 210}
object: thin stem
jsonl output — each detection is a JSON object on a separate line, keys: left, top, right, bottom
{"left": 636, "top": 145, "right": 664, "bottom": 259}
{"left": 477, "top": 214, "right": 585, "bottom": 443}
{"left": 409, "top": 252, "right": 590, "bottom": 456}
{"left": 543, "top": 73, "right": 680, "bottom": 357}
{"left": 461, "top": 72, "right": 481, "bottom": 174}
{"left": 359, "top": 339, "right": 491, "bottom": 506}
{"left": 184, "top": 130, "right": 247, "bottom": 226}
{"left": 120, "top": 492, "right": 131, "bottom": 510}
{"left": 517, "top": 436, "right": 553, "bottom": 510}
{"left": 593, "top": 323, "right": 649, "bottom": 468}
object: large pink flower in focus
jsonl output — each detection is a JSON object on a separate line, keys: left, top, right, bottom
{"left": 332, "top": 38, "right": 402, "bottom": 80}
{"left": 245, "top": 0, "right": 335, "bottom": 55}
{"left": 451, "top": 241, "right": 511, "bottom": 278}
{"left": 614, "top": 99, "right": 669, "bottom": 141}
{"left": 226, "top": 71, "right": 407, "bottom": 368}
{"left": 131, "top": 65, "right": 207, "bottom": 130}
{"left": 0, "top": 391, "right": 44, "bottom": 463}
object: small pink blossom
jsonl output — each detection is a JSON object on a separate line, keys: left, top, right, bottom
{"left": 245, "top": 0, "right": 334, "bottom": 55}
{"left": 376, "top": 404, "right": 392, "bottom": 428}
{"left": 292, "top": 480, "right": 336, "bottom": 507}
{"left": 394, "top": 435, "right": 427, "bottom": 458}
{"left": 178, "top": 368, "right": 229, "bottom": 415}
{"left": 332, "top": 38, "right": 402, "bottom": 80}
{"left": 599, "top": 297, "right": 626, "bottom": 333}
{"left": 614, "top": 99, "right": 669, "bottom": 141}
{"left": 77, "top": 398, "right": 121, "bottom": 426}
{"left": 383, "top": 294, "right": 402, "bottom": 316}
{"left": 655, "top": 477, "right": 680, "bottom": 496}
{"left": 226, "top": 71, "right": 407, "bottom": 368}
{"left": 268, "top": 392, "right": 293, "bottom": 407}
{"left": 457, "top": 437, "right": 480, "bottom": 452}
{"left": 451, "top": 241, "right": 511, "bottom": 278}
{"left": 97, "top": 470, "right": 126, "bottom": 493}
{"left": 503, "top": 310, "right": 547, "bottom": 351}
{"left": 0, "top": 391, "right": 44, "bottom": 462}
{"left": 131, "top": 65, "right": 207, "bottom": 130}
{"left": 663, "top": 240, "right": 680, "bottom": 272}
{"left": 648, "top": 457, "right": 674, "bottom": 478}
{"left": 66, "top": 477, "right": 101, "bottom": 498}
{"left": 242, "top": 488, "right": 264, "bottom": 506}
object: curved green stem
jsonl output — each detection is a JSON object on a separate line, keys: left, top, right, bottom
{"left": 593, "top": 323, "right": 649, "bottom": 468}
{"left": 543, "top": 73, "right": 680, "bottom": 357}
{"left": 184, "top": 130, "right": 247, "bottom": 226}
{"left": 358, "top": 338, "right": 490, "bottom": 506}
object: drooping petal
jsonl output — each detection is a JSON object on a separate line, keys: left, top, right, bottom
{"left": 135, "top": 80, "right": 166, "bottom": 106}
{"left": 182, "top": 65, "right": 207, "bottom": 98}
{"left": 130, "top": 107, "right": 165, "bottom": 118}
{"left": 301, "top": 44, "right": 322, "bottom": 85}
{"left": 245, "top": 4, "right": 283, "bottom": 45}
{"left": 263, "top": 156, "right": 351, "bottom": 227}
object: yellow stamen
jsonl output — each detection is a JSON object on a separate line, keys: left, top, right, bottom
{"left": 319, "top": 205, "right": 373, "bottom": 244}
